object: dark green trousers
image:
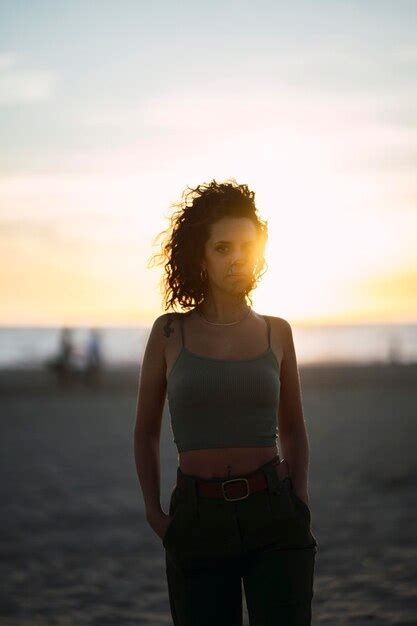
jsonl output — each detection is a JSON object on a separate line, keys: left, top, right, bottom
{"left": 163, "top": 456, "right": 318, "bottom": 626}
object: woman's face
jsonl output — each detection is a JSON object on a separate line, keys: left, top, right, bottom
{"left": 201, "top": 216, "right": 260, "bottom": 293}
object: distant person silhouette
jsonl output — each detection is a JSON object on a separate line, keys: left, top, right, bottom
{"left": 84, "top": 327, "right": 102, "bottom": 386}
{"left": 60, "top": 327, "right": 74, "bottom": 367}
{"left": 46, "top": 326, "right": 75, "bottom": 386}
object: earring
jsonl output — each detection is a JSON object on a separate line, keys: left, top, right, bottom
{"left": 200, "top": 269, "right": 207, "bottom": 281}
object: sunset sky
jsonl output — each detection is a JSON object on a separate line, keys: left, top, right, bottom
{"left": 1, "top": 1, "right": 416, "bottom": 327}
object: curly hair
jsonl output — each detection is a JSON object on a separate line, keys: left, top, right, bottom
{"left": 148, "top": 178, "right": 269, "bottom": 312}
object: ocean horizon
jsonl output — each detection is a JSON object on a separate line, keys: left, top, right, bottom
{"left": 1, "top": 322, "right": 416, "bottom": 370}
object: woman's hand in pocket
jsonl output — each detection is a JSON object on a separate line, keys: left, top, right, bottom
{"left": 290, "top": 484, "right": 310, "bottom": 510}
{"left": 295, "top": 491, "right": 310, "bottom": 509}
{"left": 148, "top": 511, "right": 173, "bottom": 542}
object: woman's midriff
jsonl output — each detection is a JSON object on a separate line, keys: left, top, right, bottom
{"left": 178, "top": 445, "right": 279, "bottom": 479}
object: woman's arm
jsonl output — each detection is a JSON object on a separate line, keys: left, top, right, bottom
{"left": 133, "top": 314, "right": 170, "bottom": 535}
{"left": 276, "top": 318, "right": 310, "bottom": 506}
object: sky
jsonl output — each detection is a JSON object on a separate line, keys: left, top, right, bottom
{"left": 1, "top": 0, "right": 416, "bottom": 326}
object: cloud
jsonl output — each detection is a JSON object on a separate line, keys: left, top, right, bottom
{"left": 0, "top": 52, "right": 56, "bottom": 105}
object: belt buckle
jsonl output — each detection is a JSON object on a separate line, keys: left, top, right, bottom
{"left": 221, "top": 478, "right": 250, "bottom": 501}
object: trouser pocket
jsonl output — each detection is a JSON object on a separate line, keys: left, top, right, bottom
{"left": 268, "top": 477, "right": 318, "bottom": 549}
{"left": 287, "top": 478, "right": 319, "bottom": 549}
{"left": 162, "top": 486, "right": 182, "bottom": 549}
{"left": 162, "top": 487, "right": 202, "bottom": 562}
{"left": 287, "top": 478, "right": 312, "bottom": 524}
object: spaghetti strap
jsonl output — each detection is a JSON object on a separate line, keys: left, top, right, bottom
{"left": 263, "top": 315, "right": 271, "bottom": 348}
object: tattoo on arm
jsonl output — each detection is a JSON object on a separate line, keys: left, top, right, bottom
{"left": 163, "top": 314, "right": 175, "bottom": 339}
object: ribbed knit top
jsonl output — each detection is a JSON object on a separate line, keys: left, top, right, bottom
{"left": 166, "top": 313, "right": 281, "bottom": 453}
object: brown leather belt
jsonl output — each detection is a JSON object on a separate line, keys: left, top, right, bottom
{"left": 177, "top": 457, "right": 290, "bottom": 502}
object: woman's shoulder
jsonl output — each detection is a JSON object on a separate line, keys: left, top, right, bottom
{"left": 261, "top": 313, "right": 291, "bottom": 329}
{"left": 152, "top": 311, "right": 189, "bottom": 338}
{"left": 261, "top": 314, "right": 293, "bottom": 343}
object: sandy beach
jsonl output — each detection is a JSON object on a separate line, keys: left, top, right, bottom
{"left": 1, "top": 362, "right": 416, "bottom": 625}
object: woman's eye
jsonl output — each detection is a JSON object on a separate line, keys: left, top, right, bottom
{"left": 216, "top": 246, "right": 228, "bottom": 252}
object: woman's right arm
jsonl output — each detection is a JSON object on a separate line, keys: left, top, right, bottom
{"left": 133, "top": 314, "right": 171, "bottom": 539}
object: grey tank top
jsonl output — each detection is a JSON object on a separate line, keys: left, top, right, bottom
{"left": 167, "top": 312, "right": 281, "bottom": 453}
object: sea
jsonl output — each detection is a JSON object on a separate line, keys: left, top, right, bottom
{"left": 1, "top": 323, "right": 417, "bottom": 370}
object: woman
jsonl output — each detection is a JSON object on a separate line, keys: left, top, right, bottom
{"left": 134, "top": 179, "right": 318, "bottom": 626}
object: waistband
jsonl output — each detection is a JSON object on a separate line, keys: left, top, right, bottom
{"left": 176, "top": 454, "right": 290, "bottom": 503}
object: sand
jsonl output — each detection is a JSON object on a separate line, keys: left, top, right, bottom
{"left": 1, "top": 363, "right": 416, "bottom": 625}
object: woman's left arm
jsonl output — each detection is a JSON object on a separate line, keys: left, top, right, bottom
{"left": 275, "top": 318, "right": 310, "bottom": 507}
